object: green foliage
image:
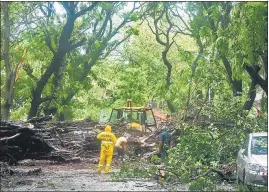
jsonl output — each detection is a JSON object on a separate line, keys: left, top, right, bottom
{"left": 233, "top": 2, "right": 267, "bottom": 66}
{"left": 111, "top": 161, "right": 155, "bottom": 181}
{"left": 150, "top": 154, "right": 162, "bottom": 165}
{"left": 189, "top": 177, "right": 215, "bottom": 191}
{"left": 188, "top": 1, "right": 267, "bottom": 87}
{"left": 1, "top": 2, "right": 267, "bottom": 125}
{"left": 126, "top": 27, "right": 139, "bottom": 35}
{"left": 235, "top": 184, "right": 268, "bottom": 192}
{"left": 166, "top": 97, "right": 267, "bottom": 187}
{"left": 114, "top": 93, "right": 267, "bottom": 188}
{"left": 1, "top": 3, "right": 267, "bottom": 192}
{"left": 100, "top": 2, "right": 113, "bottom": 10}
{"left": 129, "top": 13, "right": 139, "bottom": 21}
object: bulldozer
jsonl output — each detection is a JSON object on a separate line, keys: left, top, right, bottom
{"left": 108, "top": 99, "right": 157, "bottom": 137}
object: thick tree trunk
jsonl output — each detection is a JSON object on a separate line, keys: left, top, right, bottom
{"left": 57, "top": 22, "right": 124, "bottom": 120}
{"left": 57, "top": 53, "right": 100, "bottom": 120}
{"left": 162, "top": 50, "right": 172, "bottom": 89}
{"left": 245, "top": 65, "right": 267, "bottom": 96}
{"left": 232, "top": 80, "right": 242, "bottom": 96}
{"left": 2, "top": 2, "right": 14, "bottom": 120}
{"left": 243, "top": 65, "right": 262, "bottom": 111}
{"left": 167, "top": 100, "right": 176, "bottom": 113}
{"left": 42, "top": 65, "right": 66, "bottom": 116}
{"left": 2, "top": 75, "right": 14, "bottom": 120}
{"left": 28, "top": 56, "right": 65, "bottom": 119}
{"left": 162, "top": 48, "right": 175, "bottom": 113}
{"left": 221, "top": 55, "right": 242, "bottom": 96}
{"left": 243, "top": 79, "right": 257, "bottom": 111}
{"left": 204, "top": 3, "right": 243, "bottom": 97}
{"left": 28, "top": 16, "right": 76, "bottom": 119}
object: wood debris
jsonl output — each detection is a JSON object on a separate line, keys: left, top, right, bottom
{"left": 0, "top": 118, "right": 159, "bottom": 165}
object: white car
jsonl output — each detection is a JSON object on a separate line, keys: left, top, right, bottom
{"left": 236, "top": 132, "right": 268, "bottom": 186}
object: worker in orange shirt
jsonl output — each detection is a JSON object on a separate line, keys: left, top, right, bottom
{"left": 96, "top": 125, "right": 117, "bottom": 174}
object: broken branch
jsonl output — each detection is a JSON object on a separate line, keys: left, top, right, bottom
{"left": 14, "top": 48, "right": 27, "bottom": 83}
{"left": 0, "top": 133, "right": 21, "bottom": 141}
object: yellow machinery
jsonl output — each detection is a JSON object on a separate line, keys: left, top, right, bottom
{"left": 108, "top": 100, "right": 157, "bottom": 136}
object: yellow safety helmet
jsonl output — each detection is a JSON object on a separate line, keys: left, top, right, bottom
{"left": 105, "top": 125, "right": 111, "bottom": 132}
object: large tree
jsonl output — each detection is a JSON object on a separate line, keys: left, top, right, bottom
{"left": 27, "top": 2, "right": 98, "bottom": 119}
{"left": 1, "top": 2, "right": 37, "bottom": 120}
{"left": 186, "top": 2, "right": 267, "bottom": 111}
{"left": 56, "top": 2, "right": 144, "bottom": 120}
{"left": 143, "top": 2, "right": 183, "bottom": 113}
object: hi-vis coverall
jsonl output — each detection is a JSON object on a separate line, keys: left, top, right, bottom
{"left": 97, "top": 126, "right": 117, "bottom": 174}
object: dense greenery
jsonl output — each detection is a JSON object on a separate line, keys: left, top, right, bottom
{"left": 112, "top": 95, "right": 267, "bottom": 191}
{"left": 1, "top": 2, "right": 267, "bottom": 120}
{"left": 1, "top": 1, "right": 267, "bottom": 190}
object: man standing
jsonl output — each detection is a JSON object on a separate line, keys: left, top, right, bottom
{"left": 96, "top": 125, "right": 117, "bottom": 174}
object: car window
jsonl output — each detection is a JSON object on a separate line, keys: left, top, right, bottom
{"left": 251, "top": 136, "right": 268, "bottom": 155}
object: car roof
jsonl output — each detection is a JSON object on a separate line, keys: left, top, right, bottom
{"left": 250, "top": 132, "right": 268, "bottom": 137}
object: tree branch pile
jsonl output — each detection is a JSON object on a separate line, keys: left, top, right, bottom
{"left": 0, "top": 120, "right": 54, "bottom": 164}
{"left": 0, "top": 119, "right": 159, "bottom": 165}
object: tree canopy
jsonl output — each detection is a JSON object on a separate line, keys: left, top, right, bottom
{"left": 1, "top": 1, "right": 267, "bottom": 121}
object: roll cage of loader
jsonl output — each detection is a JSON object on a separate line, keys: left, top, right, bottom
{"left": 108, "top": 100, "right": 157, "bottom": 133}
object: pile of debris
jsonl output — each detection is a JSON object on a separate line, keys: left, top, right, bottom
{"left": 0, "top": 118, "right": 159, "bottom": 166}
{"left": 0, "top": 120, "right": 54, "bottom": 164}
{"left": 1, "top": 118, "right": 236, "bottom": 183}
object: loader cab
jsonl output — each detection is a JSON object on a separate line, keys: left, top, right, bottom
{"left": 109, "top": 106, "right": 157, "bottom": 133}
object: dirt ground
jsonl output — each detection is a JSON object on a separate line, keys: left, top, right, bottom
{"left": 0, "top": 120, "right": 237, "bottom": 191}
{"left": 1, "top": 161, "right": 175, "bottom": 191}
{"left": 1, "top": 160, "right": 237, "bottom": 192}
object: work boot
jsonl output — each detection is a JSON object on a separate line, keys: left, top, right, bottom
{"left": 104, "top": 164, "right": 110, "bottom": 174}
{"left": 97, "top": 165, "right": 103, "bottom": 174}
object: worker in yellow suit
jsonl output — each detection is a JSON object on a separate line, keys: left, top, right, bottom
{"left": 97, "top": 125, "right": 117, "bottom": 174}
